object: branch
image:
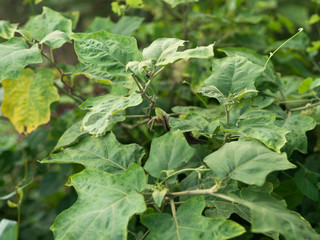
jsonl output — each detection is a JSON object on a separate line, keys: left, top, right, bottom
{"left": 168, "top": 184, "right": 220, "bottom": 197}
{"left": 290, "top": 102, "right": 320, "bottom": 111}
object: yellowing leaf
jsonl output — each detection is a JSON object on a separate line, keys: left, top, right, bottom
{"left": 1, "top": 68, "right": 59, "bottom": 134}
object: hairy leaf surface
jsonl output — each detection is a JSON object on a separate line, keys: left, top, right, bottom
{"left": 215, "top": 184, "right": 320, "bottom": 240}
{"left": 79, "top": 92, "right": 142, "bottom": 136}
{"left": 198, "top": 56, "right": 262, "bottom": 104}
{"left": 281, "top": 114, "right": 316, "bottom": 156}
{"left": 204, "top": 141, "right": 296, "bottom": 186}
{"left": 141, "top": 196, "right": 245, "bottom": 240}
{"left": 51, "top": 164, "right": 146, "bottom": 240}
{"left": 0, "top": 38, "right": 42, "bottom": 82}
{"left": 22, "top": 7, "right": 72, "bottom": 48}
{"left": 142, "top": 38, "right": 214, "bottom": 66}
{"left": 42, "top": 132, "right": 145, "bottom": 173}
{"left": 144, "top": 131, "right": 196, "bottom": 180}
{"left": 1, "top": 68, "right": 59, "bottom": 134}
{"left": 72, "top": 30, "right": 142, "bottom": 77}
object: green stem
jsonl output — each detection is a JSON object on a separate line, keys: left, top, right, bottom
{"left": 290, "top": 102, "right": 320, "bottom": 111}
{"left": 159, "top": 167, "right": 211, "bottom": 185}
{"left": 170, "top": 198, "right": 180, "bottom": 240}
{"left": 263, "top": 28, "right": 304, "bottom": 70}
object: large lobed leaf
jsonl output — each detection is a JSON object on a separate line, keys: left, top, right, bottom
{"left": 198, "top": 56, "right": 262, "bottom": 104}
{"left": 141, "top": 196, "right": 245, "bottom": 240}
{"left": 51, "top": 164, "right": 146, "bottom": 240}
{"left": 281, "top": 114, "right": 316, "bottom": 156}
{"left": 144, "top": 131, "right": 196, "bottom": 181}
{"left": 22, "top": 7, "right": 73, "bottom": 49}
{"left": 224, "top": 113, "right": 289, "bottom": 152}
{"left": 1, "top": 68, "right": 59, "bottom": 134}
{"left": 72, "top": 30, "right": 142, "bottom": 77}
{"left": 79, "top": 92, "right": 142, "bottom": 136}
{"left": 215, "top": 183, "right": 320, "bottom": 240}
{"left": 41, "top": 132, "right": 145, "bottom": 173}
{"left": 204, "top": 140, "right": 296, "bottom": 186}
{"left": 142, "top": 38, "right": 214, "bottom": 67}
{"left": 0, "top": 37, "right": 42, "bottom": 82}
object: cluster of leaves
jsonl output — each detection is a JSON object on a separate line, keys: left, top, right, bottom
{"left": 1, "top": 0, "right": 320, "bottom": 239}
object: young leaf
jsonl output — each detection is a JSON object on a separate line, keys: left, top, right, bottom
{"left": 144, "top": 131, "right": 196, "bottom": 181}
{"left": 298, "top": 77, "right": 313, "bottom": 94}
{"left": 22, "top": 7, "right": 73, "bottom": 49}
{"left": 0, "top": 20, "right": 18, "bottom": 39}
{"left": 204, "top": 140, "right": 296, "bottom": 186}
{"left": 72, "top": 30, "right": 142, "bottom": 77}
{"left": 198, "top": 56, "right": 262, "bottom": 104}
{"left": 215, "top": 184, "right": 320, "bottom": 240}
{"left": 0, "top": 37, "right": 42, "bottom": 82}
{"left": 142, "top": 38, "right": 214, "bottom": 67}
{"left": 79, "top": 92, "right": 142, "bottom": 136}
{"left": 41, "top": 132, "right": 145, "bottom": 173}
{"left": 141, "top": 196, "right": 245, "bottom": 240}
{"left": 281, "top": 114, "right": 316, "bottom": 156}
{"left": 50, "top": 164, "right": 146, "bottom": 240}
{"left": 1, "top": 68, "right": 59, "bottom": 134}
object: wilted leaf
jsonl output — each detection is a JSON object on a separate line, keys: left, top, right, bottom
{"left": 51, "top": 164, "right": 146, "bottom": 240}
{"left": 1, "top": 68, "right": 59, "bottom": 134}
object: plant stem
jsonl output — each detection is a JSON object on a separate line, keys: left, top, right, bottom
{"left": 263, "top": 28, "right": 304, "bottom": 70}
{"left": 279, "top": 90, "right": 291, "bottom": 112}
{"left": 159, "top": 167, "right": 211, "bottom": 185}
{"left": 224, "top": 104, "right": 231, "bottom": 143}
{"left": 120, "top": 119, "right": 149, "bottom": 130}
{"left": 54, "top": 83, "right": 83, "bottom": 105}
{"left": 290, "top": 102, "right": 320, "bottom": 111}
{"left": 168, "top": 184, "right": 220, "bottom": 197}
{"left": 170, "top": 198, "right": 180, "bottom": 240}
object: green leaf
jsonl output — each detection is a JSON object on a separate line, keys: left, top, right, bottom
{"left": 0, "top": 37, "right": 42, "bottom": 82}
{"left": 0, "top": 119, "right": 18, "bottom": 155}
{"left": 281, "top": 115, "right": 316, "bottom": 156}
{"left": 204, "top": 140, "right": 296, "bottom": 186}
{"left": 79, "top": 92, "right": 142, "bottom": 136}
{"left": 72, "top": 30, "right": 142, "bottom": 78}
{"left": 219, "top": 47, "right": 282, "bottom": 92}
{"left": 141, "top": 196, "right": 245, "bottom": 240}
{"left": 73, "top": 63, "right": 135, "bottom": 88}
{"left": 39, "top": 30, "right": 71, "bottom": 49}
{"left": 1, "top": 68, "right": 59, "bottom": 134}
{"left": 152, "top": 188, "right": 168, "bottom": 207}
{"left": 22, "top": 7, "right": 73, "bottom": 48}
{"left": 0, "top": 20, "right": 18, "bottom": 39}
{"left": 51, "top": 164, "right": 146, "bottom": 240}
{"left": 198, "top": 56, "right": 262, "bottom": 104}
{"left": 163, "top": 0, "right": 199, "bottom": 8}
{"left": 298, "top": 77, "right": 313, "bottom": 94}
{"left": 274, "top": 179, "right": 304, "bottom": 209}
{"left": 0, "top": 219, "right": 17, "bottom": 240}
{"left": 41, "top": 132, "right": 145, "bottom": 173}
{"left": 216, "top": 184, "right": 320, "bottom": 240}
{"left": 53, "top": 120, "right": 86, "bottom": 152}
{"left": 224, "top": 113, "right": 289, "bottom": 152}
{"left": 144, "top": 131, "right": 196, "bottom": 180}
{"left": 142, "top": 38, "right": 214, "bottom": 66}
{"left": 169, "top": 113, "right": 219, "bottom": 138}
{"left": 86, "top": 16, "right": 144, "bottom": 37}
{"left": 294, "top": 169, "right": 319, "bottom": 201}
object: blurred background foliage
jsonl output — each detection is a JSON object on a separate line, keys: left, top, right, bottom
{"left": 1, "top": 0, "right": 320, "bottom": 239}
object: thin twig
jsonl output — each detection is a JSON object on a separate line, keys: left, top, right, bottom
{"left": 291, "top": 102, "right": 320, "bottom": 111}
{"left": 120, "top": 119, "right": 149, "bottom": 130}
